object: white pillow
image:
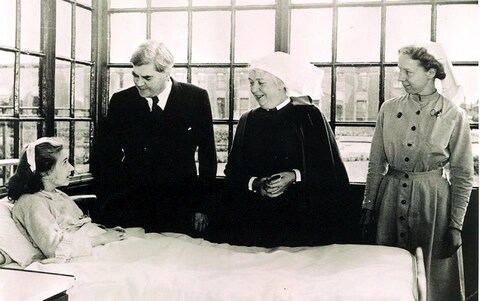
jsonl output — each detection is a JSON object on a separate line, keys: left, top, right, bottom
{"left": 0, "top": 197, "right": 42, "bottom": 267}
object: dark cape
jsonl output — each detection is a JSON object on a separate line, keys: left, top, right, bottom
{"left": 217, "top": 96, "right": 350, "bottom": 247}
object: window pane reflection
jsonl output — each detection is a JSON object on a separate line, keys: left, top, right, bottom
{"left": 193, "top": 0, "right": 230, "bottom": 6}
{"left": 75, "top": 65, "right": 91, "bottom": 117}
{"left": 336, "top": 126, "right": 374, "bottom": 183}
{"left": 318, "top": 67, "right": 332, "bottom": 121}
{"left": 56, "top": 1, "right": 72, "bottom": 58}
{"left": 76, "top": 7, "right": 92, "bottom": 61}
{"left": 109, "top": 68, "right": 134, "bottom": 99}
{"left": 19, "top": 55, "right": 40, "bottom": 116}
{"left": 235, "top": 10, "right": 275, "bottom": 63}
{"left": 20, "top": 122, "right": 40, "bottom": 151}
{"left": 21, "top": 0, "right": 41, "bottom": 52}
{"left": 0, "top": 122, "right": 14, "bottom": 160}
{"left": 0, "top": 51, "right": 15, "bottom": 115}
{"left": 74, "top": 121, "right": 90, "bottom": 174}
{"left": 291, "top": 9, "right": 332, "bottom": 63}
{"left": 110, "top": 13, "right": 146, "bottom": 63}
{"left": 337, "top": 7, "right": 380, "bottom": 62}
{"left": 192, "top": 68, "right": 230, "bottom": 120}
{"left": 385, "top": 6, "right": 430, "bottom": 62}
{"left": 55, "top": 61, "right": 71, "bottom": 117}
{"left": 214, "top": 124, "right": 229, "bottom": 176}
{"left": 192, "top": 11, "right": 231, "bottom": 63}
{"left": 385, "top": 67, "right": 405, "bottom": 100}
{"left": 55, "top": 121, "right": 70, "bottom": 148}
{"left": 109, "top": 0, "right": 146, "bottom": 9}
{"left": 233, "top": 68, "right": 257, "bottom": 119}
{"left": 151, "top": 0, "right": 187, "bottom": 7}
{"left": 437, "top": 5, "right": 479, "bottom": 62}
{"left": 336, "top": 67, "right": 380, "bottom": 122}
{"left": 472, "top": 129, "right": 479, "bottom": 186}
{"left": 152, "top": 12, "right": 188, "bottom": 63}
{"left": 452, "top": 66, "right": 478, "bottom": 123}
{"left": 0, "top": 0, "right": 16, "bottom": 47}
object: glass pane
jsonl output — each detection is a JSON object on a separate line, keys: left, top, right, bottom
{"left": 472, "top": 129, "right": 479, "bottom": 187}
{"left": 291, "top": 0, "right": 331, "bottom": 3}
{"left": 109, "top": 67, "right": 134, "bottom": 99}
{"left": 338, "top": 0, "right": 379, "bottom": 2}
{"left": 171, "top": 67, "right": 187, "bottom": 83}
{"left": 193, "top": 0, "right": 231, "bottom": 5}
{"left": 336, "top": 126, "right": 374, "bottom": 183}
{"left": 0, "top": 0, "right": 16, "bottom": 47}
{"left": 19, "top": 55, "right": 40, "bottom": 116}
{"left": 75, "top": 65, "right": 91, "bottom": 117}
{"left": 385, "top": 5, "right": 431, "bottom": 62}
{"left": 56, "top": 1, "right": 72, "bottom": 58}
{"left": 437, "top": 4, "right": 479, "bottom": 62}
{"left": 151, "top": 12, "right": 188, "bottom": 63}
{"left": 20, "top": 122, "right": 40, "bottom": 151}
{"left": 76, "top": 7, "right": 92, "bottom": 61}
{"left": 21, "top": 0, "right": 41, "bottom": 51}
{"left": 337, "top": 7, "right": 380, "bottom": 62}
{"left": 110, "top": 13, "right": 146, "bottom": 63}
{"left": 151, "top": 0, "right": 188, "bottom": 7}
{"left": 0, "top": 51, "right": 15, "bottom": 115}
{"left": 192, "top": 11, "right": 231, "bottom": 63}
{"left": 192, "top": 68, "right": 230, "bottom": 120}
{"left": 336, "top": 67, "right": 380, "bottom": 122}
{"left": 77, "top": 0, "right": 92, "bottom": 6}
{"left": 235, "top": 10, "right": 275, "bottom": 63}
{"left": 453, "top": 66, "right": 478, "bottom": 123}
{"left": 55, "top": 121, "right": 70, "bottom": 147}
{"left": 291, "top": 8, "right": 332, "bottom": 63}
{"left": 74, "top": 121, "right": 90, "bottom": 174}
{"left": 236, "top": 0, "right": 274, "bottom": 4}
{"left": 215, "top": 124, "right": 229, "bottom": 177}
{"left": 385, "top": 67, "right": 405, "bottom": 101}
{"left": 109, "top": 0, "right": 146, "bottom": 8}
{"left": 0, "top": 122, "right": 14, "bottom": 160}
{"left": 317, "top": 67, "right": 332, "bottom": 121}
{"left": 55, "top": 61, "right": 71, "bottom": 117}
{"left": 233, "top": 68, "right": 257, "bottom": 119}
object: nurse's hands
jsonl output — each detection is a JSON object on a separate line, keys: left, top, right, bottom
{"left": 441, "top": 227, "right": 462, "bottom": 258}
{"left": 253, "top": 172, "right": 296, "bottom": 198}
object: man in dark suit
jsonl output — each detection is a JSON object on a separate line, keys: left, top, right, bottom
{"left": 95, "top": 40, "right": 217, "bottom": 235}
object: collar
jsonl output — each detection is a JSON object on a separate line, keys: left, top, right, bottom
{"left": 409, "top": 89, "right": 440, "bottom": 103}
{"left": 263, "top": 98, "right": 290, "bottom": 111}
{"left": 149, "top": 78, "right": 173, "bottom": 110}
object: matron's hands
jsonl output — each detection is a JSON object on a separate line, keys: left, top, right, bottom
{"left": 256, "top": 171, "right": 296, "bottom": 198}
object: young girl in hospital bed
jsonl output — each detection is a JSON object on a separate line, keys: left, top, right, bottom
{"left": 8, "top": 137, "right": 130, "bottom": 262}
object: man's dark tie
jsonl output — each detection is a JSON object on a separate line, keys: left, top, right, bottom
{"left": 151, "top": 96, "right": 161, "bottom": 112}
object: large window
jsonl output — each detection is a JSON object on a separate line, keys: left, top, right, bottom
{"left": 104, "top": 0, "right": 478, "bottom": 184}
{"left": 0, "top": 0, "right": 96, "bottom": 188}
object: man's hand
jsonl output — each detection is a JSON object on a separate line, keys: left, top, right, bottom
{"left": 441, "top": 227, "right": 462, "bottom": 258}
{"left": 193, "top": 213, "right": 209, "bottom": 232}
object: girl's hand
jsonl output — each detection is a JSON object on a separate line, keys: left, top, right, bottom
{"left": 90, "top": 228, "right": 125, "bottom": 246}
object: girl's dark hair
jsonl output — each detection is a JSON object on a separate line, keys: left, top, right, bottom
{"left": 399, "top": 46, "right": 446, "bottom": 80}
{"left": 7, "top": 142, "right": 64, "bottom": 201}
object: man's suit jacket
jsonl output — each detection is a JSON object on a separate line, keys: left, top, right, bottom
{"left": 97, "top": 79, "right": 217, "bottom": 214}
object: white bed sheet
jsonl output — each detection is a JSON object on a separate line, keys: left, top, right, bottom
{"left": 24, "top": 233, "right": 418, "bottom": 301}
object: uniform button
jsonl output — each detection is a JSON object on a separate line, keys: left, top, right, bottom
{"left": 404, "top": 174, "right": 409, "bottom": 179}
{"left": 407, "top": 143, "right": 412, "bottom": 147}
{"left": 400, "top": 232, "right": 406, "bottom": 238}
{"left": 405, "top": 157, "right": 410, "bottom": 162}
{"left": 402, "top": 183, "right": 408, "bottom": 188}
{"left": 411, "top": 126, "right": 416, "bottom": 131}
{"left": 401, "top": 200, "right": 407, "bottom": 204}
{"left": 397, "top": 112, "right": 403, "bottom": 118}
{"left": 416, "top": 110, "right": 420, "bottom": 115}
{"left": 399, "top": 216, "right": 405, "bottom": 221}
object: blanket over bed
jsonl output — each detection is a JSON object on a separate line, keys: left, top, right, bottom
{"left": 23, "top": 233, "right": 419, "bottom": 301}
